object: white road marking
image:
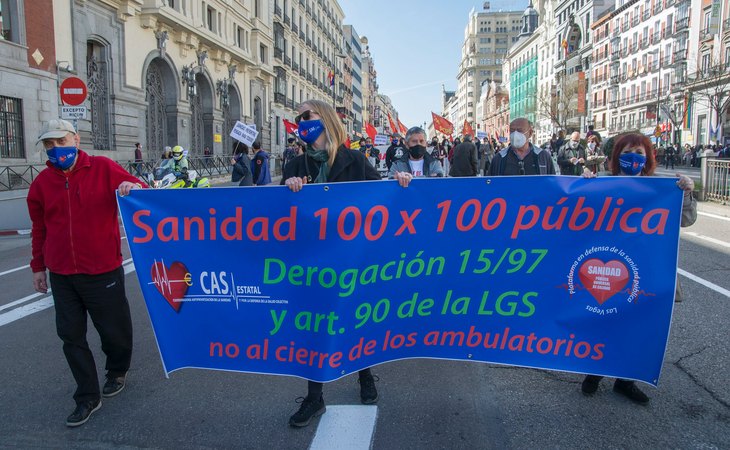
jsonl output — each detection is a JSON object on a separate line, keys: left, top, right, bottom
{"left": 0, "top": 292, "right": 46, "bottom": 313}
{"left": 678, "top": 268, "right": 730, "bottom": 298}
{"left": 681, "top": 231, "right": 730, "bottom": 249}
{"left": 0, "top": 297, "right": 54, "bottom": 327}
{"left": 698, "top": 211, "right": 730, "bottom": 222}
{"left": 310, "top": 405, "right": 378, "bottom": 450}
{"left": 0, "top": 265, "right": 29, "bottom": 277}
{"left": 0, "top": 260, "right": 137, "bottom": 327}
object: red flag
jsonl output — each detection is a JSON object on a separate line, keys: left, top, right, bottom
{"left": 462, "top": 120, "right": 474, "bottom": 137}
{"left": 283, "top": 118, "right": 299, "bottom": 136}
{"left": 366, "top": 123, "right": 377, "bottom": 140}
{"left": 431, "top": 112, "right": 454, "bottom": 135}
{"left": 328, "top": 70, "right": 335, "bottom": 87}
{"left": 388, "top": 113, "right": 398, "bottom": 135}
{"left": 398, "top": 119, "right": 408, "bottom": 135}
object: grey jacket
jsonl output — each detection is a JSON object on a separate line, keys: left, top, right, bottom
{"left": 388, "top": 153, "right": 445, "bottom": 178}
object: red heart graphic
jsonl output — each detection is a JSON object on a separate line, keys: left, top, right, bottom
{"left": 578, "top": 258, "right": 630, "bottom": 305}
{"left": 150, "top": 261, "right": 190, "bottom": 312}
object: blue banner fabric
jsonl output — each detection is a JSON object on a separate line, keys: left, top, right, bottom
{"left": 118, "top": 176, "right": 683, "bottom": 386}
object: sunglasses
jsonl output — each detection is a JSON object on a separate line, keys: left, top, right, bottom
{"left": 294, "top": 110, "right": 319, "bottom": 124}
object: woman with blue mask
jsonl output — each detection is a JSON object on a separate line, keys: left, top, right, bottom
{"left": 281, "top": 99, "right": 381, "bottom": 428}
{"left": 580, "top": 132, "right": 696, "bottom": 404}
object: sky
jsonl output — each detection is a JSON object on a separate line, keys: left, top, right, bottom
{"left": 338, "top": 0, "right": 530, "bottom": 129}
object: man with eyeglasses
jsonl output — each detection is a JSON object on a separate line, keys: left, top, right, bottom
{"left": 488, "top": 118, "right": 556, "bottom": 176}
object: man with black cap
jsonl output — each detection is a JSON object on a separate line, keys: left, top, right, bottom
{"left": 282, "top": 137, "right": 298, "bottom": 168}
{"left": 27, "top": 119, "right": 146, "bottom": 427}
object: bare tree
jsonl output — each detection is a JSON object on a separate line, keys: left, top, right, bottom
{"left": 533, "top": 77, "right": 581, "bottom": 132}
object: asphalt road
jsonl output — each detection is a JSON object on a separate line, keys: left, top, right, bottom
{"left": 0, "top": 179, "right": 728, "bottom": 449}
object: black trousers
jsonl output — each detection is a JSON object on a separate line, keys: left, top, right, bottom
{"left": 50, "top": 267, "right": 133, "bottom": 404}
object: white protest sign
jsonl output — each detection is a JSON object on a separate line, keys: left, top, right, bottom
{"left": 476, "top": 130, "right": 488, "bottom": 140}
{"left": 61, "top": 106, "right": 87, "bottom": 120}
{"left": 230, "top": 121, "right": 259, "bottom": 146}
{"left": 374, "top": 134, "right": 389, "bottom": 146}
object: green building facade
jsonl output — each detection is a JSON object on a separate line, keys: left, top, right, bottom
{"left": 509, "top": 56, "right": 538, "bottom": 124}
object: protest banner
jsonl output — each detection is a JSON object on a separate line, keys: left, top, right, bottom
{"left": 374, "top": 134, "right": 389, "bottom": 146}
{"left": 118, "top": 177, "right": 683, "bottom": 385}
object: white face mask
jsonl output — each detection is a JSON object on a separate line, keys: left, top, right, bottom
{"left": 588, "top": 142, "right": 596, "bottom": 150}
{"left": 510, "top": 131, "right": 527, "bottom": 148}
{"left": 570, "top": 141, "right": 579, "bottom": 148}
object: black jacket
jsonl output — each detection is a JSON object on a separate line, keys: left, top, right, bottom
{"left": 231, "top": 154, "right": 253, "bottom": 186}
{"left": 282, "top": 145, "right": 381, "bottom": 183}
{"left": 449, "top": 141, "right": 479, "bottom": 176}
{"left": 385, "top": 144, "right": 405, "bottom": 170}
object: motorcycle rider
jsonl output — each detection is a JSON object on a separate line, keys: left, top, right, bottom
{"left": 171, "top": 145, "right": 190, "bottom": 178}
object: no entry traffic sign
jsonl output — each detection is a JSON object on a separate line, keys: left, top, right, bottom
{"left": 60, "top": 77, "right": 88, "bottom": 106}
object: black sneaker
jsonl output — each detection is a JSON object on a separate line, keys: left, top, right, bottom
{"left": 102, "top": 376, "right": 126, "bottom": 398}
{"left": 613, "top": 379, "right": 650, "bottom": 404}
{"left": 359, "top": 373, "right": 379, "bottom": 405}
{"left": 289, "top": 396, "right": 326, "bottom": 428}
{"left": 581, "top": 375, "right": 602, "bottom": 395}
{"left": 66, "top": 399, "right": 101, "bottom": 427}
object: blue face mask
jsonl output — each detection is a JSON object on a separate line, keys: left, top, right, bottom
{"left": 618, "top": 152, "right": 646, "bottom": 176}
{"left": 298, "top": 119, "right": 325, "bottom": 145}
{"left": 46, "top": 146, "right": 78, "bottom": 170}
{"left": 392, "top": 139, "right": 398, "bottom": 145}
{"left": 365, "top": 144, "right": 372, "bottom": 149}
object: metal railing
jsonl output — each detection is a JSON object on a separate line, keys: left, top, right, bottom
{"left": 121, "top": 157, "right": 234, "bottom": 181}
{"left": 0, "top": 164, "right": 46, "bottom": 191}
{"left": 0, "top": 157, "right": 236, "bottom": 191}
{"left": 702, "top": 158, "right": 730, "bottom": 204}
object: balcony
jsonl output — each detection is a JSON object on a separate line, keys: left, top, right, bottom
{"left": 639, "top": 36, "right": 649, "bottom": 49}
{"left": 306, "top": 5, "right": 311, "bottom": 15}
{"left": 631, "top": 16, "right": 639, "bottom": 27}
{"left": 611, "top": 51, "right": 620, "bottom": 61}
{"left": 274, "top": 92, "right": 286, "bottom": 105}
{"left": 642, "top": 10, "right": 650, "bottom": 21}
{"left": 651, "top": 30, "right": 660, "bottom": 44}
{"left": 652, "top": 2, "right": 662, "bottom": 14}
{"left": 307, "top": 74, "right": 312, "bottom": 83}
{"left": 665, "top": 0, "right": 675, "bottom": 6}
{"left": 725, "top": 18, "right": 730, "bottom": 32}
{"left": 306, "top": 37, "right": 311, "bottom": 46}
{"left": 274, "top": 47, "right": 283, "bottom": 60}
{"left": 699, "top": 27, "right": 713, "bottom": 41}
{"left": 292, "top": 23, "right": 298, "bottom": 34}
{"left": 610, "top": 75, "right": 620, "bottom": 85}
{"left": 284, "top": 55, "right": 291, "bottom": 67}
{"left": 611, "top": 27, "right": 620, "bottom": 37}
{"left": 675, "top": 17, "right": 689, "bottom": 32}
{"left": 673, "top": 49, "right": 687, "bottom": 63}
{"left": 630, "top": 42, "right": 638, "bottom": 53}
{"left": 317, "top": 49, "right": 323, "bottom": 59}
{"left": 284, "top": 15, "right": 290, "bottom": 26}
{"left": 299, "top": 67, "right": 305, "bottom": 77}
{"left": 293, "top": 62, "right": 299, "bottom": 72}
{"left": 274, "top": 5, "right": 282, "bottom": 17}
{"left": 299, "top": 31, "right": 305, "bottom": 41}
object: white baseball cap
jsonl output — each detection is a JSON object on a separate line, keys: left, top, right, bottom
{"left": 37, "top": 119, "right": 77, "bottom": 143}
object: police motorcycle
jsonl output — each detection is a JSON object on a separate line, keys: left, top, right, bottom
{"left": 146, "top": 146, "right": 211, "bottom": 188}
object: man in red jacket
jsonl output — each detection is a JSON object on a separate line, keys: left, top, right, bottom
{"left": 27, "top": 119, "right": 146, "bottom": 427}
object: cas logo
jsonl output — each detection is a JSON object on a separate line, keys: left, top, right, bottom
{"left": 150, "top": 260, "right": 192, "bottom": 313}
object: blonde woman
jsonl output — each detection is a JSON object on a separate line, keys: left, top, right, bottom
{"left": 282, "top": 99, "right": 381, "bottom": 427}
